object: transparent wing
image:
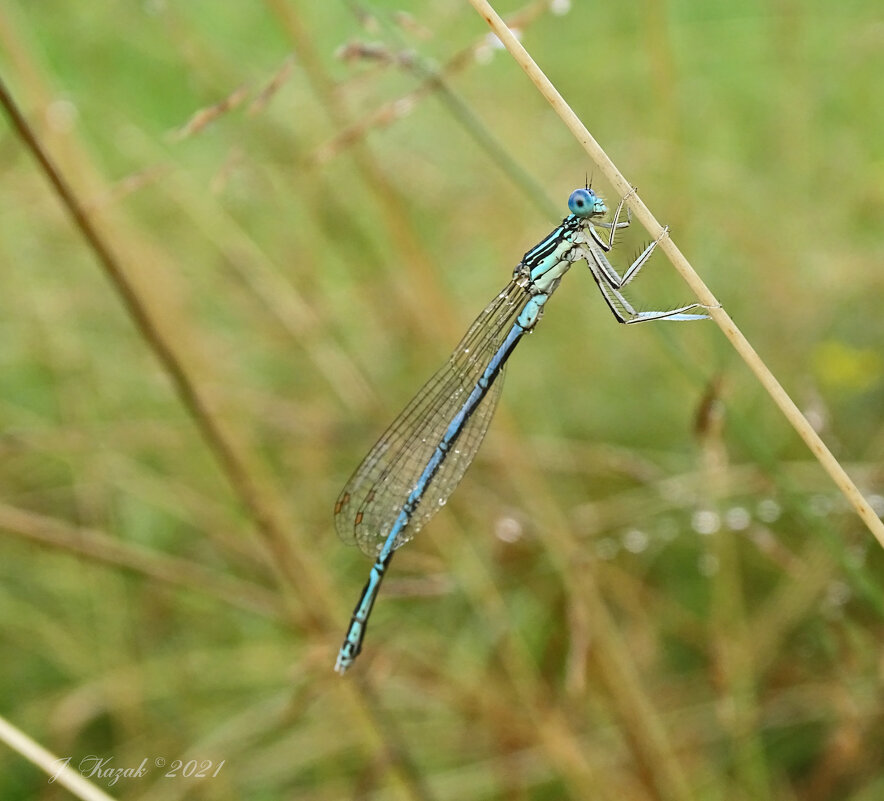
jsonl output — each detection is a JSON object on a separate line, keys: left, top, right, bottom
{"left": 335, "top": 280, "right": 530, "bottom": 556}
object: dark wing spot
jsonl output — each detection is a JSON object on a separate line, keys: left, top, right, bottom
{"left": 334, "top": 492, "right": 350, "bottom": 516}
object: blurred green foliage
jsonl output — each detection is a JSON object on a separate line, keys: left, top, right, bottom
{"left": 0, "top": 1, "right": 882, "bottom": 799}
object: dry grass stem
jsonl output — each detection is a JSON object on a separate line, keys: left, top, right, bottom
{"left": 313, "top": 0, "right": 555, "bottom": 167}
{"left": 468, "top": 0, "right": 884, "bottom": 549}
{"left": 0, "top": 715, "right": 114, "bottom": 801}
{"left": 0, "top": 71, "right": 431, "bottom": 801}
{"left": 0, "top": 503, "right": 285, "bottom": 620}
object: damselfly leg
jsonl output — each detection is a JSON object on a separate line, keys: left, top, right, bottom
{"left": 582, "top": 195, "right": 712, "bottom": 324}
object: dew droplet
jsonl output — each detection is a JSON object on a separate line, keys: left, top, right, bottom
{"left": 725, "top": 506, "right": 751, "bottom": 531}
{"left": 622, "top": 528, "right": 649, "bottom": 554}
{"left": 756, "top": 498, "right": 781, "bottom": 523}
{"left": 691, "top": 509, "right": 720, "bottom": 535}
{"left": 495, "top": 516, "right": 522, "bottom": 543}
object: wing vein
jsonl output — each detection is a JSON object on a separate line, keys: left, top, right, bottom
{"left": 335, "top": 279, "right": 530, "bottom": 555}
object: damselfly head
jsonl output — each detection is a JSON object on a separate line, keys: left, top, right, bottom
{"left": 568, "top": 188, "right": 606, "bottom": 218}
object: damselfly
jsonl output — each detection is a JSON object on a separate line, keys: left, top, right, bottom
{"left": 334, "top": 187, "right": 709, "bottom": 674}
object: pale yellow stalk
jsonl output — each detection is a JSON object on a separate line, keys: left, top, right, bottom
{"left": 468, "top": 0, "right": 884, "bottom": 548}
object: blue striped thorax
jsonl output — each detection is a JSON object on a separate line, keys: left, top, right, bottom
{"left": 516, "top": 187, "right": 608, "bottom": 294}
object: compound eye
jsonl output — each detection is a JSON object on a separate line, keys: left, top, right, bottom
{"left": 568, "top": 188, "right": 596, "bottom": 217}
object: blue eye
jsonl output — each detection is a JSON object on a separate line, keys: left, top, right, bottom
{"left": 568, "top": 188, "right": 604, "bottom": 218}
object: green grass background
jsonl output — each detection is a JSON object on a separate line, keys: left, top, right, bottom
{"left": 0, "top": 1, "right": 882, "bottom": 799}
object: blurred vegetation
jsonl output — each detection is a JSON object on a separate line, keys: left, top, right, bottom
{"left": 0, "top": 1, "right": 882, "bottom": 799}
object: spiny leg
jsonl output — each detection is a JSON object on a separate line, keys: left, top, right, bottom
{"left": 588, "top": 225, "right": 669, "bottom": 290}
{"left": 591, "top": 193, "right": 632, "bottom": 242}
{"left": 623, "top": 303, "right": 711, "bottom": 325}
{"left": 583, "top": 227, "right": 712, "bottom": 324}
{"left": 586, "top": 189, "right": 677, "bottom": 288}
{"left": 590, "top": 264, "right": 710, "bottom": 323}
{"left": 589, "top": 189, "right": 635, "bottom": 251}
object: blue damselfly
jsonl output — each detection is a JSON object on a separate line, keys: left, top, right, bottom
{"left": 334, "top": 187, "right": 709, "bottom": 674}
